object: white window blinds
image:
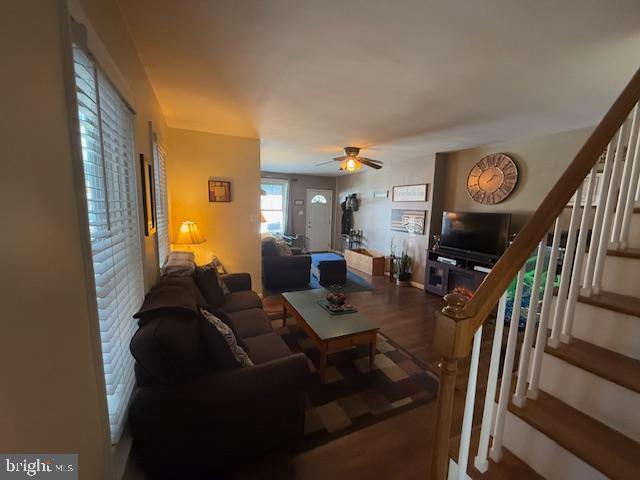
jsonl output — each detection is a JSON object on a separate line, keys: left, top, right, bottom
{"left": 72, "top": 46, "right": 143, "bottom": 443}
{"left": 153, "top": 142, "right": 170, "bottom": 267}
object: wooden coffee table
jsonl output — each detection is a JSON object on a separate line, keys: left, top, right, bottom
{"left": 281, "top": 288, "right": 379, "bottom": 382}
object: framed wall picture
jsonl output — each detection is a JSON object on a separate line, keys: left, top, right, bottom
{"left": 391, "top": 209, "right": 426, "bottom": 235}
{"left": 139, "top": 154, "right": 156, "bottom": 236}
{"left": 392, "top": 183, "right": 428, "bottom": 202}
{"left": 208, "top": 180, "right": 232, "bottom": 202}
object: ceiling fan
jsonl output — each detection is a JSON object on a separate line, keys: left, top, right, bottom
{"left": 316, "top": 146, "right": 384, "bottom": 172}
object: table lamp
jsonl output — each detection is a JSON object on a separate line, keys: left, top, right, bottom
{"left": 175, "top": 220, "right": 206, "bottom": 250}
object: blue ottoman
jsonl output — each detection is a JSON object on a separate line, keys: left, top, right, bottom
{"left": 311, "top": 253, "right": 347, "bottom": 285}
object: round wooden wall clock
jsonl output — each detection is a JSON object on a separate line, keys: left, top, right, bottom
{"left": 466, "top": 153, "right": 518, "bottom": 204}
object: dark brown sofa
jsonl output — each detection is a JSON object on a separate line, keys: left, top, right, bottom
{"left": 128, "top": 270, "right": 308, "bottom": 477}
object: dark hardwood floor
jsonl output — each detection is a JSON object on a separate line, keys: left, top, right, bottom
{"left": 229, "top": 271, "right": 491, "bottom": 480}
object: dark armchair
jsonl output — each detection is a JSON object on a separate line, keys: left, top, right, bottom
{"left": 262, "top": 238, "right": 311, "bottom": 290}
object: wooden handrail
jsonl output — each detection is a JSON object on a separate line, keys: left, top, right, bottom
{"left": 429, "top": 66, "right": 640, "bottom": 480}
{"left": 467, "top": 66, "right": 640, "bottom": 330}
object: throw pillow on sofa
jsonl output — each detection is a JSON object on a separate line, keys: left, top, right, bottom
{"left": 275, "top": 239, "right": 293, "bottom": 256}
{"left": 261, "top": 236, "right": 281, "bottom": 257}
{"left": 195, "top": 260, "right": 229, "bottom": 307}
{"left": 200, "top": 309, "right": 253, "bottom": 368}
{"left": 161, "top": 251, "right": 196, "bottom": 277}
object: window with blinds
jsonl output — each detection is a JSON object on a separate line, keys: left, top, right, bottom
{"left": 153, "top": 142, "right": 170, "bottom": 267}
{"left": 72, "top": 46, "right": 143, "bottom": 444}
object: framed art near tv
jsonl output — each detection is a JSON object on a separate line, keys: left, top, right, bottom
{"left": 208, "top": 180, "right": 231, "bottom": 202}
{"left": 140, "top": 153, "right": 156, "bottom": 236}
{"left": 391, "top": 209, "right": 426, "bottom": 234}
{"left": 392, "top": 184, "right": 428, "bottom": 202}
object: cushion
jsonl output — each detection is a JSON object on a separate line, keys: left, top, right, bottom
{"left": 204, "top": 307, "right": 245, "bottom": 348}
{"left": 195, "top": 261, "right": 227, "bottom": 307}
{"left": 275, "top": 239, "right": 293, "bottom": 256}
{"left": 130, "top": 315, "right": 205, "bottom": 385}
{"left": 226, "top": 308, "right": 273, "bottom": 340}
{"left": 133, "top": 276, "right": 202, "bottom": 321}
{"left": 261, "top": 237, "right": 281, "bottom": 257}
{"left": 200, "top": 309, "right": 253, "bottom": 368}
{"left": 220, "top": 290, "right": 263, "bottom": 313}
{"left": 161, "top": 251, "right": 196, "bottom": 277}
{"left": 242, "top": 333, "right": 293, "bottom": 364}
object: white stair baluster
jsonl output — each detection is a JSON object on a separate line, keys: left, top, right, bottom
{"left": 513, "top": 240, "right": 546, "bottom": 407}
{"left": 527, "top": 218, "right": 562, "bottom": 399}
{"left": 582, "top": 133, "right": 618, "bottom": 295}
{"left": 561, "top": 165, "right": 598, "bottom": 343}
{"left": 620, "top": 104, "right": 640, "bottom": 249}
{"left": 612, "top": 105, "right": 640, "bottom": 248}
{"left": 489, "top": 267, "right": 525, "bottom": 463}
{"left": 548, "top": 183, "right": 583, "bottom": 348}
{"left": 455, "top": 325, "right": 483, "bottom": 480}
{"left": 592, "top": 117, "right": 632, "bottom": 294}
{"left": 474, "top": 292, "right": 508, "bottom": 473}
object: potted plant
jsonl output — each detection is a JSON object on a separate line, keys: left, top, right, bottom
{"left": 395, "top": 248, "right": 412, "bottom": 286}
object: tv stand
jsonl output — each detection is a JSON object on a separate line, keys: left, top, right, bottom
{"left": 424, "top": 249, "right": 495, "bottom": 297}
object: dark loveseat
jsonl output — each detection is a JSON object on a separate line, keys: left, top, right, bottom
{"left": 262, "top": 237, "right": 311, "bottom": 290}
{"left": 128, "top": 263, "right": 308, "bottom": 477}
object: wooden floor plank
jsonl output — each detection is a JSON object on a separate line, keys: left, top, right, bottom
{"left": 508, "top": 389, "right": 640, "bottom": 480}
{"left": 545, "top": 336, "right": 640, "bottom": 393}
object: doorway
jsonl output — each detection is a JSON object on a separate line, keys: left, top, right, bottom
{"left": 306, "top": 189, "right": 333, "bottom": 252}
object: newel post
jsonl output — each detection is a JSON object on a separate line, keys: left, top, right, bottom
{"left": 430, "top": 293, "right": 475, "bottom": 480}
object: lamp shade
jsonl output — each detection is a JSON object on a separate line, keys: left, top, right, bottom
{"left": 175, "top": 220, "right": 206, "bottom": 244}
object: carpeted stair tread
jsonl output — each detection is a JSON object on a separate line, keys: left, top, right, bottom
{"left": 578, "top": 290, "right": 640, "bottom": 317}
{"left": 449, "top": 425, "right": 542, "bottom": 479}
{"left": 545, "top": 337, "right": 640, "bottom": 393}
{"left": 507, "top": 389, "right": 640, "bottom": 480}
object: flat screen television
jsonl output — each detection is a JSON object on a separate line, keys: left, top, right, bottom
{"left": 440, "top": 211, "right": 511, "bottom": 258}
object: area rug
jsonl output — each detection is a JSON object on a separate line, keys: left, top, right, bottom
{"left": 264, "top": 269, "right": 374, "bottom": 297}
{"left": 272, "top": 319, "right": 439, "bottom": 449}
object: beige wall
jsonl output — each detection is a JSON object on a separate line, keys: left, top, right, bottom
{"left": 441, "top": 126, "right": 594, "bottom": 232}
{"left": 335, "top": 155, "right": 437, "bottom": 286}
{"left": 75, "top": 0, "right": 168, "bottom": 289}
{"left": 1, "top": 1, "right": 110, "bottom": 476}
{"left": 261, "top": 171, "right": 337, "bottom": 239}
{"left": 167, "top": 128, "right": 262, "bottom": 290}
{"left": 1, "top": 1, "right": 169, "bottom": 477}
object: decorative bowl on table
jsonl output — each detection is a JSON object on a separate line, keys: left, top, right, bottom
{"left": 326, "top": 285, "right": 346, "bottom": 306}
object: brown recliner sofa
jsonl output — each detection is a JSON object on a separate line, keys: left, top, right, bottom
{"left": 128, "top": 267, "right": 308, "bottom": 477}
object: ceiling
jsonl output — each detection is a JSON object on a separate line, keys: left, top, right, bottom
{"left": 118, "top": 0, "right": 640, "bottom": 175}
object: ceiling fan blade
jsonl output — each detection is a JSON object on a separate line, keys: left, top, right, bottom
{"left": 360, "top": 158, "right": 383, "bottom": 169}
{"left": 333, "top": 156, "right": 347, "bottom": 162}
{"left": 314, "top": 160, "right": 336, "bottom": 166}
{"left": 360, "top": 157, "right": 383, "bottom": 164}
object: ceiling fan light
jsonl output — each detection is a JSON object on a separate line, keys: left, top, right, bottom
{"left": 346, "top": 158, "right": 357, "bottom": 171}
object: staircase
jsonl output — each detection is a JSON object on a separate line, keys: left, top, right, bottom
{"left": 430, "top": 68, "right": 640, "bottom": 480}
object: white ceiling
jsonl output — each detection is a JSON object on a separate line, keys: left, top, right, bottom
{"left": 118, "top": 0, "right": 640, "bottom": 175}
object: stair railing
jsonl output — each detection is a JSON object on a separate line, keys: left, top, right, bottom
{"left": 430, "top": 67, "right": 640, "bottom": 480}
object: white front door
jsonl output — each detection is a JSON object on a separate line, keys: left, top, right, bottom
{"left": 306, "top": 189, "right": 333, "bottom": 252}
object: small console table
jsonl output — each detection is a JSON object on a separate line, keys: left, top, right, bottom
{"left": 424, "top": 249, "right": 496, "bottom": 297}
